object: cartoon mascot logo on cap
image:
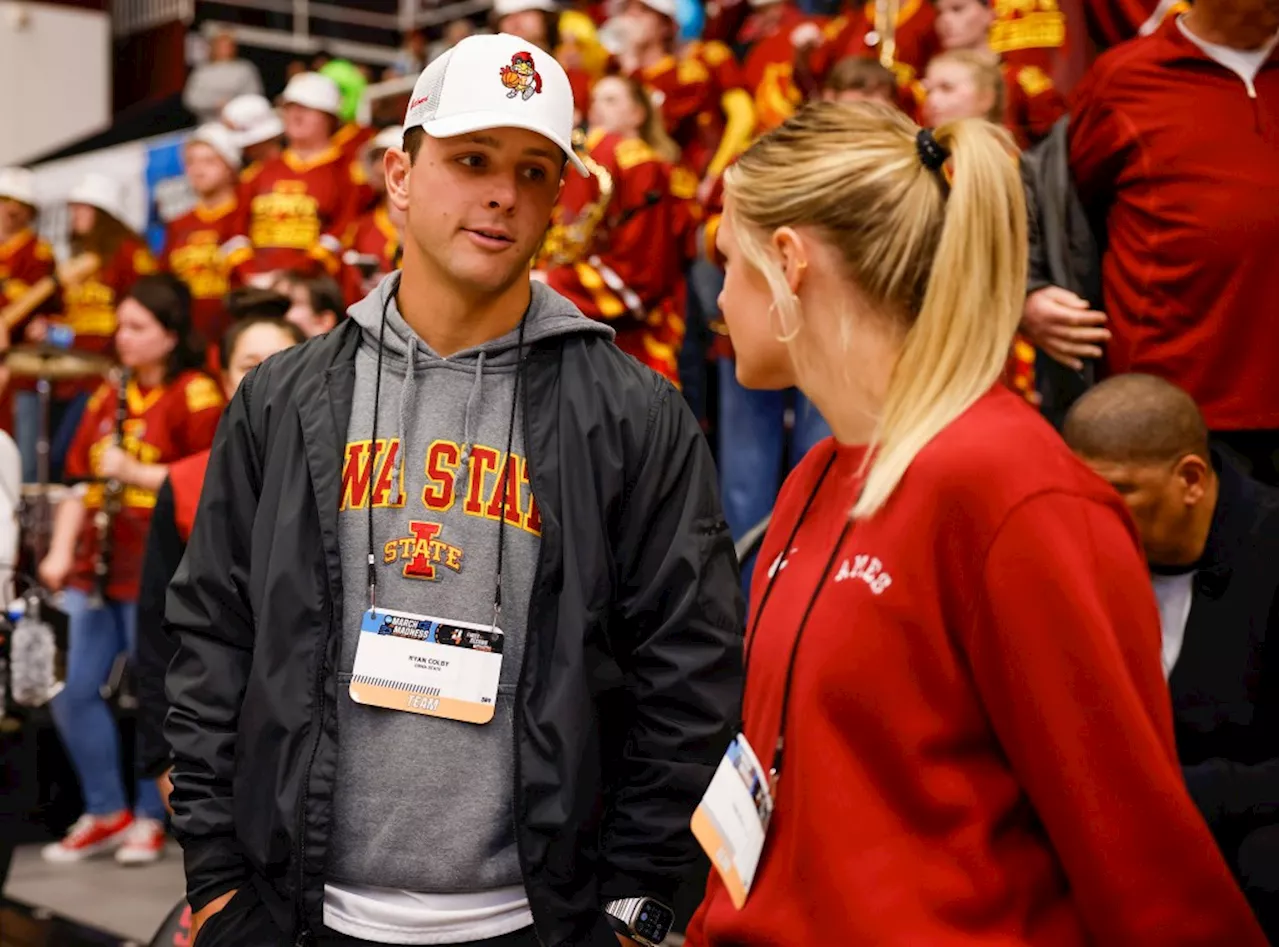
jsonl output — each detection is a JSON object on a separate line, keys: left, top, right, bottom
{"left": 499, "top": 51, "right": 543, "bottom": 101}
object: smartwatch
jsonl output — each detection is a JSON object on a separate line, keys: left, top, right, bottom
{"left": 603, "top": 897, "right": 675, "bottom": 946}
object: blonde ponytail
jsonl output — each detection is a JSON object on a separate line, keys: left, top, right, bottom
{"left": 723, "top": 102, "right": 1026, "bottom": 519}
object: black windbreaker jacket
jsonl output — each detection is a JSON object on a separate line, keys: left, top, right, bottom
{"left": 164, "top": 317, "right": 745, "bottom": 946}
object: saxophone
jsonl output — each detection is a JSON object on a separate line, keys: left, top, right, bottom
{"left": 542, "top": 128, "right": 614, "bottom": 266}
{"left": 88, "top": 369, "right": 130, "bottom": 608}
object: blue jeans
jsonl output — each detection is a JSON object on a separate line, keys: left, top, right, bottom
{"left": 15, "top": 390, "right": 89, "bottom": 483}
{"left": 717, "top": 359, "right": 831, "bottom": 591}
{"left": 679, "top": 260, "right": 724, "bottom": 425}
{"left": 49, "top": 588, "right": 165, "bottom": 820}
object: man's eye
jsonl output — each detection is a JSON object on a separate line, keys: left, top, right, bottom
{"left": 524, "top": 167, "right": 548, "bottom": 182}
{"left": 458, "top": 154, "right": 485, "bottom": 168}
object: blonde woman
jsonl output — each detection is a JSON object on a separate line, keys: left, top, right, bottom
{"left": 922, "top": 48, "right": 1005, "bottom": 127}
{"left": 684, "top": 103, "right": 1263, "bottom": 945}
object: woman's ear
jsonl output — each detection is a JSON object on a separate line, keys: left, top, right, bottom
{"left": 771, "top": 227, "right": 810, "bottom": 295}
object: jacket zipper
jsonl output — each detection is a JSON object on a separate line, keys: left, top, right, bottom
{"left": 292, "top": 584, "right": 336, "bottom": 946}
{"left": 511, "top": 349, "right": 542, "bottom": 946}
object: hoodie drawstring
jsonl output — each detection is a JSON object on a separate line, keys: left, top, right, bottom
{"left": 453, "top": 351, "right": 486, "bottom": 495}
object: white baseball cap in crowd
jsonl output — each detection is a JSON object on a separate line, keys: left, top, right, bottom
{"left": 492, "top": 0, "right": 560, "bottom": 16}
{"left": 404, "top": 33, "right": 588, "bottom": 176}
{"left": 371, "top": 125, "right": 405, "bottom": 152}
{"left": 0, "top": 167, "right": 37, "bottom": 207}
{"left": 188, "top": 122, "right": 243, "bottom": 171}
{"left": 635, "top": 0, "right": 678, "bottom": 19}
{"left": 67, "top": 172, "right": 127, "bottom": 222}
{"left": 222, "top": 94, "right": 285, "bottom": 148}
{"left": 281, "top": 71, "right": 343, "bottom": 116}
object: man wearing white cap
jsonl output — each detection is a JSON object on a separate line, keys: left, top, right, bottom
{"left": 162, "top": 124, "right": 243, "bottom": 349}
{"left": 223, "top": 72, "right": 360, "bottom": 286}
{"left": 167, "top": 32, "right": 742, "bottom": 947}
{"left": 0, "top": 167, "right": 55, "bottom": 332}
{"left": 221, "top": 93, "right": 285, "bottom": 174}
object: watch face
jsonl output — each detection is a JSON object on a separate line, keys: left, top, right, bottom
{"left": 633, "top": 899, "right": 675, "bottom": 943}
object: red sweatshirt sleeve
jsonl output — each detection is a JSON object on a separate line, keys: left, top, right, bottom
{"left": 968, "top": 493, "right": 1265, "bottom": 946}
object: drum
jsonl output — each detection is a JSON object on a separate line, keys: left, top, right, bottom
{"left": 3, "top": 345, "right": 113, "bottom": 382}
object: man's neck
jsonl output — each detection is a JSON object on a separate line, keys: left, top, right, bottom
{"left": 198, "top": 186, "right": 236, "bottom": 210}
{"left": 135, "top": 363, "right": 166, "bottom": 389}
{"left": 626, "top": 38, "right": 670, "bottom": 72}
{"left": 958, "top": 39, "right": 998, "bottom": 59}
{"left": 397, "top": 257, "right": 531, "bottom": 358}
{"left": 289, "top": 139, "right": 331, "bottom": 160}
{"left": 1181, "top": 6, "right": 1278, "bottom": 51}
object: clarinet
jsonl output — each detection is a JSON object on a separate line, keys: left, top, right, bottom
{"left": 88, "top": 369, "right": 130, "bottom": 608}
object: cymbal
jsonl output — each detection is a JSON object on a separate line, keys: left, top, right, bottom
{"left": 3, "top": 345, "right": 113, "bottom": 381}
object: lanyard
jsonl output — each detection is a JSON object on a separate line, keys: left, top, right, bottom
{"left": 740, "top": 448, "right": 853, "bottom": 791}
{"left": 365, "top": 275, "right": 528, "bottom": 631}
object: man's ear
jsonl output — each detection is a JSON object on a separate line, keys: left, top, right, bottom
{"left": 1174, "top": 453, "right": 1211, "bottom": 506}
{"left": 385, "top": 147, "right": 412, "bottom": 213}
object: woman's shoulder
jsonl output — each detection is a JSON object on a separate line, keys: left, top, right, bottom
{"left": 908, "top": 387, "right": 1124, "bottom": 524}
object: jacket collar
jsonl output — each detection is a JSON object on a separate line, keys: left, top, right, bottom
{"left": 1152, "top": 15, "right": 1280, "bottom": 70}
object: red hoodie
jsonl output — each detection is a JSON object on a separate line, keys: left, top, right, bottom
{"left": 1069, "top": 18, "right": 1278, "bottom": 431}
{"left": 685, "top": 387, "right": 1263, "bottom": 947}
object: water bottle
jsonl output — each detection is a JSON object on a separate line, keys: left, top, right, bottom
{"left": 46, "top": 323, "right": 76, "bottom": 350}
{"left": 9, "top": 595, "right": 61, "bottom": 707}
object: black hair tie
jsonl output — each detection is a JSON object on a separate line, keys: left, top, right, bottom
{"left": 916, "top": 128, "right": 950, "bottom": 173}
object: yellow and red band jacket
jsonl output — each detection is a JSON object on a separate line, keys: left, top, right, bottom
{"left": 543, "top": 130, "right": 688, "bottom": 383}
{"left": 226, "top": 146, "right": 362, "bottom": 281}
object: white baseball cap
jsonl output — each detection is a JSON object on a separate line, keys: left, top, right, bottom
{"left": 493, "top": 0, "right": 560, "bottom": 16}
{"left": 0, "top": 167, "right": 37, "bottom": 207}
{"left": 404, "top": 33, "right": 587, "bottom": 176}
{"left": 281, "top": 71, "right": 343, "bottom": 116}
{"left": 67, "top": 172, "right": 126, "bottom": 222}
{"left": 188, "top": 122, "right": 243, "bottom": 171}
{"left": 635, "top": 0, "right": 678, "bottom": 19}
{"left": 372, "top": 125, "right": 405, "bottom": 152}
{"left": 221, "top": 94, "right": 285, "bottom": 148}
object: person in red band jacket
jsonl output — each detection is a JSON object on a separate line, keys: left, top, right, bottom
{"left": 25, "top": 174, "right": 159, "bottom": 482}
{"left": 319, "top": 59, "right": 379, "bottom": 216}
{"left": 1065, "top": 2, "right": 1277, "bottom": 477}
{"left": 37, "top": 273, "right": 224, "bottom": 869}
{"left": 804, "top": 0, "right": 939, "bottom": 94}
{"left": 540, "top": 75, "right": 687, "bottom": 383}
{"left": 686, "top": 99, "right": 1266, "bottom": 947}
{"left": 135, "top": 308, "right": 303, "bottom": 814}
{"left": 0, "top": 167, "right": 56, "bottom": 330}
{"left": 0, "top": 168, "right": 55, "bottom": 461}
{"left": 932, "top": 0, "right": 1065, "bottom": 147}
{"left": 1084, "top": 0, "right": 1188, "bottom": 51}
{"left": 739, "top": 0, "right": 828, "bottom": 132}
{"left": 220, "top": 93, "right": 284, "bottom": 179}
{"left": 618, "top": 0, "right": 757, "bottom": 182}
{"left": 162, "top": 124, "right": 242, "bottom": 355}
{"left": 343, "top": 126, "right": 405, "bottom": 300}
{"left": 224, "top": 72, "right": 361, "bottom": 287}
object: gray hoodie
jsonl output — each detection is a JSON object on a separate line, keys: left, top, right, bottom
{"left": 327, "top": 275, "right": 612, "bottom": 895}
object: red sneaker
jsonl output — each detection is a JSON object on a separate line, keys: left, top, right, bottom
{"left": 115, "top": 818, "right": 167, "bottom": 866}
{"left": 41, "top": 812, "right": 134, "bottom": 862}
